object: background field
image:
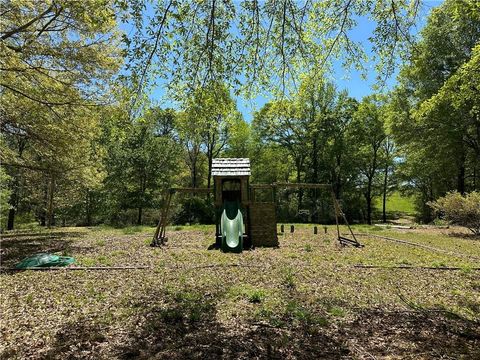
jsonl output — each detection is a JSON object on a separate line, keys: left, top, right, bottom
{"left": 1, "top": 225, "right": 479, "bottom": 359}
{"left": 374, "top": 191, "right": 417, "bottom": 217}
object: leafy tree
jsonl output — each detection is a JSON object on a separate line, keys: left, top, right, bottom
{"left": 103, "top": 106, "right": 181, "bottom": 225}
{"left": 351, "top": 96, "right": 386, "bottom": 224}
{"left": 253, "top": 76, "right": 368, "bottom": 220}
{"left": 224, "top": 114, "right": 253, "bottom": 158}
{"left": 1, "top": 0, "right": 121, "bottom": 228}
{"left": 390, "top": 0, "right": 480, "bottom": 220}
{"left": 417, "top": 43, "right": 480, "bottom": 188}
{"left": 381, "top": 136, "right": 396, "bottom": 223}
{"left": 2, "top": 100, "right": 108, "bottom": 227}
{"left": 1, "top": 0, "right": 120, "bottom": 147}
{"left": 250, "top": 143, "right": 292, "bottom": 185}
{"left": 295, "top": 75, "right": 338, "bottom": 185}
{"left": 176, "top": 110, "right": 205, "bottom": 189}
{"left": 185, "top": 82, "right": 235, "bottom": 188}
{"left": 121, "top": 0, "right": 422, "bottom": 98}
{"left": 253, "top": 100, "right": 307, "bottom": 209}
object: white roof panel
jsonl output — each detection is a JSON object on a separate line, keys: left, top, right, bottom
{"left": 212, "top": 158, "right": 251, "bottom": 176}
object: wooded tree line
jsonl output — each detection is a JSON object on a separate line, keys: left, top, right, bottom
{"left": 1, "top": 0, "right": 478, "bottom": 229}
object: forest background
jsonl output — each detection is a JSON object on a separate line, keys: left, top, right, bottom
{"left": 1, "top": 0, "right": 479, "bottom": 230}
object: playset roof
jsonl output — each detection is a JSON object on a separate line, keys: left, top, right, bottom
{"left": 212, "top": 158, "right": 251, "bottom": 176}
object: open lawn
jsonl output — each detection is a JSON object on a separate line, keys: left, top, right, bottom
{"left": 374, "top": 191, "right": 417, "bottom": 218}
{"left": 1, "top": 225, "right": 479, "bottom": 359}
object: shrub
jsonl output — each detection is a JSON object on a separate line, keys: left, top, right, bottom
{"left": 428, "top": 191, "right": 480, "bottom": 235}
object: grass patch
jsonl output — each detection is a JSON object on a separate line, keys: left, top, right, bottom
{"left": 95, "top": 239, "right": 106, "bottom": 247}
{"left": 286, "top": 300, "right": 328, "bottom": 326}
{"left": 1, "top": 225, "right": 479, "bottom": 359}
{"left": 77, "top": 255, "right": 112, "bottom": 266}
{"left": 122, "top": 225, "right": 150, "bottom": 234}
{"left": 282, "top": 267, "right": 296, "bottom": 289}
{"left": 228, "top": 285, "right": 268, "bottom": 303}
{"left": 375, "top": 191, "right": 417, "bottom": 216}
{"left": 327, "top": 306, "right": 345, "bottom": 318}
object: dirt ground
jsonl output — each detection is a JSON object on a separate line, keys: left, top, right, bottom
{"left": 1, "top": 225, "right": 479, "bottom": 359}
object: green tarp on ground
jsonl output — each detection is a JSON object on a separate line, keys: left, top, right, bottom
{"left": 15, "top": 253, "right": 75, "bottom": 269}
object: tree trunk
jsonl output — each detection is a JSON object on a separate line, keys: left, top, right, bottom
{"left": 207, "top": 143, "right": 213, "bottom": 189}
{"left": 311, "top": 137, "right": 318, "bottom": 184}
{"left": 138, "top": 172, "right": 147, "bottom": 225}
{"left": 7, "top": 185, "right": 17, "bottom": 230}
{"left": 192, "top": 162, "right": 197, "bottom": 188}
{"left": 7, "top": 208, "right": 15, "bottom": 230}
{"left": 457, "top": 146, "right": 466, "bottom": 194}
{"left": 382, "top": 165, "right": 388, "bottom": 223}
{"left": 6, "top": 140, "right": 26, "bottom": 230}
{"left": 457, "top": 163, "right": 465, "bottom": 194}
{"left": 366, "top": 146, "right": 379, "bottom": 225}
{"left": 85, "top": 190, "right": 92, "bottom": 226}
{"left": 39, "top": 179, "right": 48, "bottom": 226}
{"left": 335, "top": 175, "right": 341, "bottom": 199}
{"left": 6, "top": 170, "right": 20, "bottom": 230}
{"left": 366, "top": 192, "right": 372, "bottom": 225}
{"left": 366, "top": 176, "right": 373, "bottom": 225}
{"left": 474, "top": 166, "right": 477, "bottom": 190}
{"left": 137, "top": 207, "right": 143, "bottom": 225}
{"left": 296, "top": 158, "right": 303, "bottom": 211}
{"left": 6, "top": 195, "right": 16, "bottom": 230}
{"left": 46, "top": 176, "right": 55, "bottom": 228}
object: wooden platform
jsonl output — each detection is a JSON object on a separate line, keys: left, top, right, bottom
{"left": 249, "top": 202, "right": 278, "bottom": 247}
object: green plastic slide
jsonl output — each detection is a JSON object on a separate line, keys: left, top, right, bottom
{"left": 220, "top": 200, "right": 244, "bottom": 253}
{"left": 15, "top": 253, "right": 75, "bottom": 269}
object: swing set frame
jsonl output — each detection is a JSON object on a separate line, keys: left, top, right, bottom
{"left": 152, "top": 182, "right": 362, "bottom": 248}
{"left": 256, "top": 182, "right": 361, "bottom": 247}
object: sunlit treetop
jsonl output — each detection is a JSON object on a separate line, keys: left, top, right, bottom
{"left": 118, "top": 0, "right": 423, "bottom": 101}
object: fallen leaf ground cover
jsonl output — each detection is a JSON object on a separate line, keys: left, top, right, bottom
{"left": 1, "top": 225, "right": 479, "bottom": 359}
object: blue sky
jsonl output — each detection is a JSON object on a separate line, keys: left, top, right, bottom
{"left": 234, "top": 1, "right": 443, "bottom": 121}
{"left": 123, "top": 1, "right": 443, "bottom": 121}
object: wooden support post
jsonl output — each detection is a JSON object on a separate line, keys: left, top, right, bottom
{"left": 152, "top": 192, "right": 166, "bottom": 245}
{"left": 159, "top": 191, "right": 173, "bottom": 244}
{"left": 331, "top": 189, "right": 341, "bottom": 243}
{"left": 330, "top": 188, "right": 360, "bottom": 247}
{"left": 152, "top": 190, "right": 174, "bottom": 246}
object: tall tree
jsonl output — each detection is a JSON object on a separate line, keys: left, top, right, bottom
{"left": 0, "top": 167, "right": 12, "bottom": 231}
{"left": 324, "top": 93, "right": 358, "bottom": 200}
{"left": 390, "top": 0, "right": 480, "bottom": 220}
{"left": 295, "top": 75, "right": 338, "bottom": 185}
{"left": 224, "top": 114, "right": 253, "bottom": 158}
{"left": 253, "top": 100, "right": 306, "bottom": 188}
{"left": 381, "top": 136, "right": 396, "bottom": 223}
{"left": 176, "top": 111, "right": 205, "bottom": 189}
{"left": 186, "top": 82, "right": 235, "bottom": 189}
{"left": 351, "top": 96, "right": 386, "bottom": 225}
{"left": 1, "top": 0, "right": 121, "bottom": 228}
{"left": 103, "top": 106, "right": 180, "bottom": 225}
